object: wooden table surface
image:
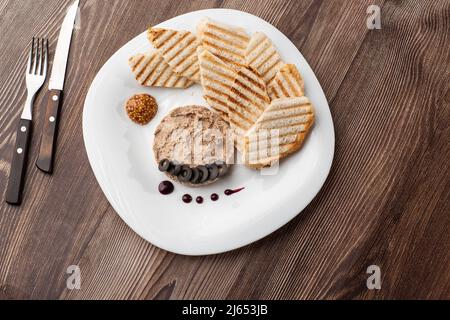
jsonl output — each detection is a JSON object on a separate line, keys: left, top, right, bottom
{"left": 0, "top": 0, "right": 448, "bottom": 300}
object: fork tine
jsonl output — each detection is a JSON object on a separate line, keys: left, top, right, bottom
{"left": 36, "top": 38, "right": 42, "bottom": 75}
{"left": 31, "top": 38, "right": 38, "bottom": 74}
{"left": 43, "top": 38, "right": 48, "bottom": 77}
{"left": 27, "top": 37, "right": 34, "bottom": 74}
{"left": 36, "top": 38, "right": 43, "bottom": 76}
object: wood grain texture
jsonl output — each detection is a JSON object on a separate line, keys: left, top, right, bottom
{"left": 0, "top": 0, "right": 449, "bottom": 300}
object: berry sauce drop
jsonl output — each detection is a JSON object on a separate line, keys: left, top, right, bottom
{"left": 196, "top": 196, "right": 204, "bottom": 204}
{"left": 224, "top": 187, "right": 245, "bottom": 196}
{"left": 158, "top": 181, "right": 174, "bottom": 195}
{"left": 210, "top": 193, "right": 219, "bottom": 201}
{"left": 182, "top": 194, "right": 192, "bottom": 203}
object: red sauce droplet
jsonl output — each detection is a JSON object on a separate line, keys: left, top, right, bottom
{"left": 182, "top": 194, "right": 192, "bottom": 203}
{"left": 196, "top": 196, "right": 204, "bottom": 204}
{"left": 158, "top": 181, "right": 174, "bottom": 195}
{"left": 210, "top": 193, "right": 219, "bottom": 201}
{"left": 224, "top": 187, "right": 245, "bottom": 196}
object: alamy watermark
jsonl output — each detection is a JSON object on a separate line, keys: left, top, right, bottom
{"left": 366, "top": 265, "right": 381, "bottom": 290}
{"left": 166, "top": 119, "right": 282, "bottom": 174}
{"left": 66, "top": 265, "right": 81, "bottom": 290}
{"left": 367, "top": 5, "right": 381, "bottom": 29}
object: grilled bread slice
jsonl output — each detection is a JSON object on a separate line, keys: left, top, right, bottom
{"left": 129, "top": 51, "right": 194, "bottom": 88}
{"left": 147, "top": 27, "right": 201, "bottom": 82}
{"left": 197, "top": 46, "right": 238, "bottom": 121}
{"left": 244, "top": 97, "right": 314, "bottom": 169}
{"left": 227, "top": 66, "right": 270, "bottom": 152}
{"left": 245, "top": 32, "right": 284, "bottom": 85}
{"left": 267, "top": 64, "right": 304, "bottom": 100}
{"left": 197, "top": 18, "right": 250, "bottom": 72}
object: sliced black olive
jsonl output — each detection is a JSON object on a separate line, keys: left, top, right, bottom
{"left": 198, "top": 165, "right": 209, "bottom": 183}
{"left": 207, "top": 164, "right": 219, "bottom": 180}
{"left": 216, "top": 161, "right": 228, "bottom": 177}
{"left": 179, "top": 165, "right": 193, "bottom": 182}
{"left": 168, "top": 162, "right": 182, "bottom": 175}
{"left": 190, "top": 167, "right": 201, "bottom": 184}
{"left": 158, "top": 159, "right": 170, "bottom": 172}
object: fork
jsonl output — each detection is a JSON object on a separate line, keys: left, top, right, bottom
{"left": 5, "top": 37, "right": 48, "bottom": 205}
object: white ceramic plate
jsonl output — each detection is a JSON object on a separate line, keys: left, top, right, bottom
{"left": 83, "top": 9, "right": 334, "bottom": 255}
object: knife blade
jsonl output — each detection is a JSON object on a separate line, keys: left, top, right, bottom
{"left": 48, "top": 0, "right": 79, "bottom": 90}
{"left": 36, "top": 0, "right": 79, "bottom": 173}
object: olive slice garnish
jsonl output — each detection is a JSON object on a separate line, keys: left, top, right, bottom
{"left": 207, "top": 164, "right": 219, "bottom": 180}
{"left": 216, "top": 161, "right": 228, "bottom": 177}
{"left": 168, "top": 162, "right": 182, "bottom": 176}
{"left": 198, "top": 165, "right": 209, "bottom": 183}
{"left": 190, "top": 167, "right": 201, "bottom": 184}
{"left": 158, "top": 159, "right": 170, "bottom": 172}
{"left": 161, "top": 159, "right": 228, "bottom": 183}
{"left": 179, "top": 165, "right": 193, "bottom": 182}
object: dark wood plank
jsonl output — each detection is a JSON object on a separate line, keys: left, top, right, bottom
{"left": 0, "top": 0, "right": 448, "bottom": 300}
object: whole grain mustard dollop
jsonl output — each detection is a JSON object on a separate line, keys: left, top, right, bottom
{"left": 125, "top": 93, "right": 158, "bottom": 125}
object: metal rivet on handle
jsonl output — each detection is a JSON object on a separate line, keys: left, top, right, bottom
{"left": 52, "top": 95, "right": 58, "bottom": 101}
{"left": 17, "top": 148, "right": 23, "bottom": 154}
{"left": 20, "top": 126, "right": 26, "bottom": 132}
{"left": 49, "top": 116, "right": 55, "bottom": 122}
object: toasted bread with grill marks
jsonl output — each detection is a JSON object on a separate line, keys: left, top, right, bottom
{"left": 245, "top": 32, "right": 284, "bottom": 85}
{"left": 197, "top": 18, "right": 250, "bottom": 72}
{"left": 244, "top": 97, "right": 314, "bottom": 169}
{"left": 227, "top": 66, "right": 270, "bottom": 152}
{"left": 267, "top": 64, "right": 304, "bottom": 100}
{"left": 148, "top": 27, "right": 201, "bottom": 82}
{"left": 197, "top": 46, "right": 238, "bottom": 121}
{"left": 129, "top": 51, "right": 194, "bottom": 88}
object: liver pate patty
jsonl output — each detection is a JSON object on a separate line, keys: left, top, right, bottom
{"left": 153, "top": 105, "right": 231, "bottom": 186}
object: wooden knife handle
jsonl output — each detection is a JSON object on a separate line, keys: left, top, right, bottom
{"left": 36, "top": 89, "right": 62, "bottom": 174}
{"left": 5, "top": 119, "right": 32, "bottom": 205}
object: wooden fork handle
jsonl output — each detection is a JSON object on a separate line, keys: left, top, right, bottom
{"left": 36, "top": 89, "right": 62, "bottom": 174}
{"left": 5, "top": 119, "right": 32, "bottom": 205}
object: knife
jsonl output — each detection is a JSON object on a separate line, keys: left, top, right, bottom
{"left": 36, "top": 0, "right": 79, "bottom": 173}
